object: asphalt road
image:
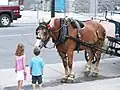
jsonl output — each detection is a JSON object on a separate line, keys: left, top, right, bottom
{"left": 0, "top": 23, "right": 114, "bottom": 69}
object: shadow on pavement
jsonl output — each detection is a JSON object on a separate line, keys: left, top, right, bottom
{"left": 4, "top": 75, "right": 120, "bottom": 90}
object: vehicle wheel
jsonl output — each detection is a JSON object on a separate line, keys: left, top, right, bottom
{"left": 0, "top": 14, "right": 11, "bottom": 27}
{"left": 84, "top": 50, "right": 97, "bottom": 64}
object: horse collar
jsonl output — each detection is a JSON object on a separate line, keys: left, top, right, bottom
{"left": 51, "top": 18, "right": 68, "bottom": 45}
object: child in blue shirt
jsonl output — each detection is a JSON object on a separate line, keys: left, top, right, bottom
{"left": 29, "top": 47, "right": 44, "bottom": 90}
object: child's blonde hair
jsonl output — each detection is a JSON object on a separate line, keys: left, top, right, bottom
{"left": 15, "top": 43, "right": 24, "bottom": 56}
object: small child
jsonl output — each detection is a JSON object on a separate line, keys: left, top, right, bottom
{"left": 15, "top": 43, "right": 26, "bottom": 90}
{"left": 29, "top": 47, "right": 44, "bottom": 90}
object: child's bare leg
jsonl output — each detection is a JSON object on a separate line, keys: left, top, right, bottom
{"left": 18, "top": 81, "right": 20, "bottom": 90}
{"left": 18, "top": 80, "right": 23, "bottom": 90}
{"left": 38, "top": 84, "right": 42, "bottom": 90}
{"left": 38, "top": 75, "right": 42, "bottom": 90}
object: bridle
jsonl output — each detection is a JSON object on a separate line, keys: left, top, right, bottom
{"left": 36, "top": 23, "right": 50, "bottom": 48}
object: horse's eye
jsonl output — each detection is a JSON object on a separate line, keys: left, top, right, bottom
{"left": 44, "top": 32, "right": 47, "bottom": 35}
{"left": 41, "top": 27, "right": 46, "bottom": 30}
{"left": 39, "top": 27, "right": 43, "bottom": 30}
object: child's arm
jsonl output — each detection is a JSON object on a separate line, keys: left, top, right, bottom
{"left": 41, "top": 59, "right": 44, "bottom": 68}
{"left": 15, "top": 56, "right": 17, "bottom": 73}
{"left": 29, "top": 59, "right": 32, "bottom": 75}
{"left": 30, "top": 67, "right": 32, "bottom": 75}
{"left": 23, "top": 54, "right": 26, "bottom": 72}
{"left": 41, "top": 59, "right": 44, "bottom": 75}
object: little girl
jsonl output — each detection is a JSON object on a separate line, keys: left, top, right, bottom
{"left": 15, "top": 43, "right": 26, "bottom": 90}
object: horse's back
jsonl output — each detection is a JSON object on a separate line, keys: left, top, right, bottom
{"left": 81, "top": 20, "right": 106, "bottom": 43}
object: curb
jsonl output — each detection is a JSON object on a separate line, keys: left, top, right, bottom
{"left": 1, "top": 57, "right": 120, "bottom": 90}
{"left": 13, "top": 22, "right": 38, "bottom": 24}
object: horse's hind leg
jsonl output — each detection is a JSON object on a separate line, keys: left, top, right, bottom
{"left": 84, "top": 49, "right": 94, "bottom": 76}
{"left": 92, "top": 51, "right": 101, "bottom": 77}
{"left": 92, "top": 40, "right": 104, "bottom": 77}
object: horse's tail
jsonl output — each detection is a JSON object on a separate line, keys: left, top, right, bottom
{"left": 96, "top": 23, "right": 107, "bottom": 50}
{"left": 102, "top": 38, "right": 109, "bottom": 50}
{"left": 96, "top": 22, "right": 106, "bottom": 41}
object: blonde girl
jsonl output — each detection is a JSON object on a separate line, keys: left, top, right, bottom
{"left": 15, "top": 43, "right": 26, "bottom": 90}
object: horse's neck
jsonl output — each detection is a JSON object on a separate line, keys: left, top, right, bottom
{"left": 50, "top": 20, "right": 61, "bottom": 41}
{"left": 68, "top": 24, "right": 78, "bottom": 37}
{"left": 50, "top": 30, "right": 60, "bottom": 41}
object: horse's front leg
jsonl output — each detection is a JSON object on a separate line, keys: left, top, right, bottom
{"left": 67, "top": 48, "right": 75, "bottom": 83}
{"left": 84, "top": 49, "right": 94, "bottom": 76}
{"left": 58, "top": 51, "right": 69, "bottom": 83}
{"left": 92, "top": 51, "right": 101, "bottom": 77}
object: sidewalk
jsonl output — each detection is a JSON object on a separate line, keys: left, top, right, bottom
{"left": 1, "top": 57, "right": 120, "bottom": 90}
{"left": 13, "top": 11, "right": 92, "bottom": 24}
{"left": 13, "top": 10, "right": 120, "bottom": 24}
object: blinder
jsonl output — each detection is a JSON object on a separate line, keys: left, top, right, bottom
{"left": 36, "top": 22, "right": 49, "bottom": 36}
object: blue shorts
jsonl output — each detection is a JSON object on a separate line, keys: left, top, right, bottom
{"left": 32, "top": 75, "right": 42, "bottom": 84}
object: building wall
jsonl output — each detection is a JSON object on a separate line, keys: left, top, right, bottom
{"left": 66, "top": 0, "right": 75, "bottom": 12}
{"left": 0, "top": 0, "right": 8, "bottom": 5}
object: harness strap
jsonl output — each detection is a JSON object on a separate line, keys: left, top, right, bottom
{"left": 73, "top": 20, "right": 81, "bottom": 38}
{"left": 68, "top": 18, "right": 85, "bottom": 38}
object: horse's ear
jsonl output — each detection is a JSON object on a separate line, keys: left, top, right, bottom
{"left": 47, "top": 20, "right": 50, "bottom": 25}
{"left": 38, "top": 18, "right": 45, "bottom": 25}
{"left": 42, "top": 18, "right": 44, "bottom": 22}
{"left": 46, "top": 20, "right": 51, "bottom": 29}
{"left": 38, "top": 19, "right": 42, "bottom": 25}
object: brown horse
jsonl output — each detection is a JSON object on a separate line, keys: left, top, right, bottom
{"left": 35, "top": 17, "right": 106, "bottom": 83}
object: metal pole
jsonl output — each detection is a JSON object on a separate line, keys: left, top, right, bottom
{"left": 90, "top": 0, "right": 97, "bottom": 17}
{"left": 37, "top": 8, "right": 39, "bottom": 20}
{"left": 95, "top": 0, "right": 98, "bottom": 17}
{"left": 51, "top": 0, "right": 55, "bottom": 18}
{"left": 64, "top": 0, "right": 66, "bottom": 17}
{"left": 36, "top": 0, "right": 38, "bottom": 20}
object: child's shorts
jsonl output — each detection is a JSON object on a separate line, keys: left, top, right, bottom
{"left": 32, "top": 75, "right": 42, "bottom": 84}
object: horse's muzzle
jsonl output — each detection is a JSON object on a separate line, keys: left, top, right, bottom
{"left": 35, "top": 39, "right": 41, "bottom": 47}
{"left": 36, "top": 37, "right": 41, "bottom": 39}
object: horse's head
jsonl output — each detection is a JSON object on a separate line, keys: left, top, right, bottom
{"left": 35, "top": 21, "right": 50, "bottom": 49}
{"left": 35, "top": 17, "right": 62, "bottom": 48}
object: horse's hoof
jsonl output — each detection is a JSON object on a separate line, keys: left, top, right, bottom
{"left": 61, "top": 78, "right": 67, "bottom": 83}
{"left": 66, "top": 74, "right": 75, "bottom": 83}
{"left": 84, "top": 71, "right": 90, "bottom": 77}
{"left": 84, "top": 64, "right": 91, "bottom": 77}
{"left": 92, "top": 72, "right": 99, "bottom": 77}
{"left": 68, "top": 74, "right": 75, "bottom": 78}
{"left": 67, "top": 79, "right": 74, "bottom": 83}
